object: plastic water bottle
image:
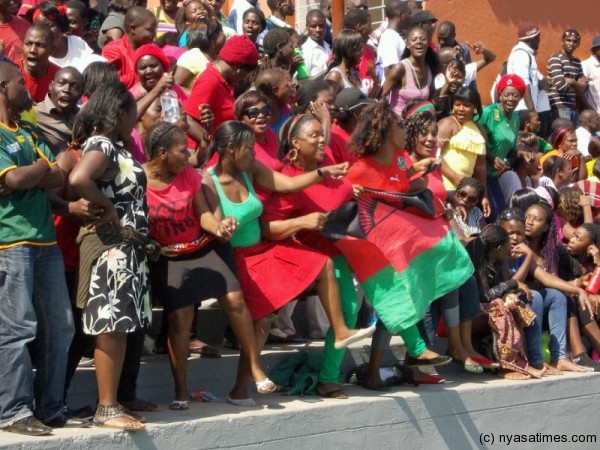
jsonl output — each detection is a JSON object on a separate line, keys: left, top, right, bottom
{"left": 160, "top": 89, "right": 180, "bottom": 123}
{"left": 294, "top": 48, "right": 310, "bottom": 81}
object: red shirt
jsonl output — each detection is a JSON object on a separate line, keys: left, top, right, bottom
{"left": 102, "top": 36, "right": 138, "bottom": 89}
{"left": 16, "top": 59, "right": 60, "bottom": 103}
{"left": 262, "top": 158, "right": 353, "bottom": 257}
{"left": 329, "top": 123, "right": 355, "bottom": 165}
{"left": 146, "top": 165, "right": 203, "bottom": 246}
{"left": 0, "top": 16, "right": 29, "bottom": 62}
{"left": 348, "top": 150, "right": 411, "bottom": 193}
{"left": 185, "top": 63, "right": 234, "bottom": 133}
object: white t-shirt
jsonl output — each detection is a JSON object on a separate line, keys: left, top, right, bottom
{"left": 49, "top": 35, "right": 105, "bottom": 73}
{"left": 376, "top": 29, "right": 405, "bottom": 69}
{"left": 576, "top": 126, "right": 592, "bottom": 156}
{"left": 177, "top": 48, "right": 209, "bottom": 89}
{"left": 582, "top": 55, "right": 600, "bottom": 115}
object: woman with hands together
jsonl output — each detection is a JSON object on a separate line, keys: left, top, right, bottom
{"left": 142, "top": 122, "right": 274, "bottom": 410}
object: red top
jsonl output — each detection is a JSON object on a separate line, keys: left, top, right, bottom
{"left": 329, "top": 123, "right": 355, "bottom": 165}
{"left": 426, "top": 167, "right": 447, "bottom": 202}
{"left": 358, "top": 44, "right": 376, "bottom": 95}
{"left": 146, "top": 165, "right": 203, "bottom": 246}
{"left": 0, "top": 16, "right": 29, "bottom": 62}
{"left": 262, "top": 157, "right": 353, "bottom": 257}
{"left": 102, "top": 36, "right": 138, "bottom": 90}
{"left": 348, "top": 150, "right": 411, "bottom": 193}
{"left": 185, "top": 63, "right": 234, "bottom": 133}
{"left": 16, "top": 59, "right": 60, "bottom": 103}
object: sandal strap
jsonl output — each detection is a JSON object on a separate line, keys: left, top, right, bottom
{"left": 93, "top": 404, "right": 138, "bottom": 425}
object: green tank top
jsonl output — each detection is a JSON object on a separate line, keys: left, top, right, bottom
{"left": 208, "top": 167, "right": 263, "bottom": 248}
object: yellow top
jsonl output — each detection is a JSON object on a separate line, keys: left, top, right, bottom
{"left": 442, "top": 120, "right": 486, "bottom": 190}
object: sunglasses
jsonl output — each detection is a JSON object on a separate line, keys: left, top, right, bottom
{"left": 244, "top": 105, "right": 272, "bottom": 119}
{"left": 456, "top": 189, "right": 479, "bottom": 204}
{"left": 499, "top": 208, "right": 525, "bottom": 223}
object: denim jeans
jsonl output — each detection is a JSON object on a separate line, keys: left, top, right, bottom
{"left": 551, "top": 106, "right": 578, "bottom": 128}
{"left": 0, "top": 245, "right": 74, "bottom": 427}
{"left": 418, "top": 289, "right": 460, "bottom": 347}
{"left": 524, "top": 288, "right": 568, "bottom": 365}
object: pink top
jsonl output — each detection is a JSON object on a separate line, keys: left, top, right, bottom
{"left": 389, "top": 59, "right": 432, "bottom": 117}
{"left": 146, "top": 165, "right": 203, "bottom": 246}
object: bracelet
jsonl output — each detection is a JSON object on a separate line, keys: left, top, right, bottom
{"left": 317, "top": 168, "right": 325, "bottom": 178}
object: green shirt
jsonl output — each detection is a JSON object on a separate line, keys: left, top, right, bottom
{"left": 0, "top": 120, "right": 57, "bottom": 248}
{"left": 477, "top": 103, "right": 520, "bottom": 176}
{"left": 538, "top": 137, "right": 553, "bottom": 153}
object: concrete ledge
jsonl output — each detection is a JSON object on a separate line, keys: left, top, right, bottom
{"left": 4, "top": 370, "right": 600, "bottom": 449}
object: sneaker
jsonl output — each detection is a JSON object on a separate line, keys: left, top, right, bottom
{"left": 572, "top": 352, "right": 600, "bottom": 372}
{"left": 78, "top": 357, "right": 94, "bottom": 368}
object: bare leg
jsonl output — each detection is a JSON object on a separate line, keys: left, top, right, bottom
{"left": 459, "top": 320, "right": 488, "bottom": 360}
{"left": 95, "top": 332, "right": 143, "bottom": 430}
{"left": 550, "top": 358, "right": 587, "bottom": 372}
{"left": 364, "top": 348, "right": 385, "bottom": 387}
{"left": 166, "top": 306, "right": 195, "bottom": 401}
{"left": 568, "top": 316, "right": 587, "bottom": 356}
{"left": 582, "top": 321, "right": 600, "bottom": 354}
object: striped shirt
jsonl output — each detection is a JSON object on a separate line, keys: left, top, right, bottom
{"left": 547, "top": 50, "right": 583, "bottom": 109}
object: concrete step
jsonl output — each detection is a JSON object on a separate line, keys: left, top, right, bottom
{"left": 66, "top": 335, "right": 407, "bottom": 409}
{"left": 6, "top": 367, "right": 600, "bottom": 449}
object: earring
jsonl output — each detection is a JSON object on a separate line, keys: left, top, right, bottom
{"left": 474, "top": 109, "right": 479, "bottom": 114}
{"left": 452, "top": 108, "right": 456, "bottom": 114}
{"left": 284, "top": 148, "right": 298, "bottom": 165}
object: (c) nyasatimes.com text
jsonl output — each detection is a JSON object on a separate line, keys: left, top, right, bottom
{"left": 479, "top": 432, "right": 597, "bottom": 446}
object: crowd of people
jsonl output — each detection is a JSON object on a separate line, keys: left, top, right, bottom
{"left": 1, "top": 0, "right": 600, "bottom": 437}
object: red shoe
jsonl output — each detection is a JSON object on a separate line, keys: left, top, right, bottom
{"left": 471, "top": 356, "right": 500, "bottom": 369}
{"left": 415, "top": 373, "right": 446, "bottom": 384}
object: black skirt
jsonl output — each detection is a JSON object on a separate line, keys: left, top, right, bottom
{"left": 149, "top": 241, "right": 240, "bottom": 313}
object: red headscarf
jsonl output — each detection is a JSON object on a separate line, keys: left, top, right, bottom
{"left": 496, "top": 74, "right": 526, "bottom": 98}
{"left": 134, "top": 44, "right": 171, "bottom": 72}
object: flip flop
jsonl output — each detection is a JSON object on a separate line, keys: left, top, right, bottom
{"left": 317, "top": 387, "right": 349, "bottom": 399}
{"left": 226, "top": 395, "right": 256, "bottom": 407}
{"left": 169, "top": 400, "right": 190, "bottom": 411}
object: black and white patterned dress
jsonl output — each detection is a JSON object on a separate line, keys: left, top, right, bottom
{"left": 82, "top": 136, "right": 151, "bottom": 335}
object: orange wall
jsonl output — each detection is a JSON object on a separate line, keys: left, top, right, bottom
{"left": 429, "top": 0, "right": 599, "bottom": 104}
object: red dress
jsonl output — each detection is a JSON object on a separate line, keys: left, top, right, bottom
{"left": 329, "top": 123, "right": 356, "bottom": 165}
{"left": 262, "top": 159, "right": 353, "bottom": 257}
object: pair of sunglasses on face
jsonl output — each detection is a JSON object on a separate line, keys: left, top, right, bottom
{"left": 244, "top": 105, "right": 272, "bottom": 119}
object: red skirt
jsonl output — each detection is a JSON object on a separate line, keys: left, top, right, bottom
{"left": 234, "top": 240, "right": 328, "bottom": 320}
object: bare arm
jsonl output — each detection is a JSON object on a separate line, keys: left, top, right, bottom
{"left": 261, "top": 212, "right": 326, "bottom": 241}
{"left": 173, "top": 66, "right": 194, "bottom": 90}
{"left": 104, "top": 28, "right": 124, "bottom": 44}
{"left": 3, "top": 159, "right": 51, "bottom": 190}
{"left": 251, "top": 160, "right": 348, "bottom": 193}
{"left": 380, "top": 63, "right": 404, "bottom": 100}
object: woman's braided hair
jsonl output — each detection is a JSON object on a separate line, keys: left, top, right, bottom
{"left": 145, "top": 122, "right": 186, "bottom": 160}
{"left": 348, "top": 101, "right": 397, "bottom": 157}
{"left": 405, "top": 110, "right": 435, "bottom": 153}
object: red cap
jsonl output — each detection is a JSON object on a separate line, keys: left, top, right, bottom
{"left": 496, "top": 74, "right": 526, "bottom": 97}
{"left": 219, "top": 35, "right": 259, "bottom": 66}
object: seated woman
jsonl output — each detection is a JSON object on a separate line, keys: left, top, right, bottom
{"left": 202, "top": 121, "right": 375, "bottom": 398}
{"left": 501, "top": 143, "right": 539, "bottom": 200}
{"left": 538, "top": 155, "right": 573, "bottom": 191}
{"left": 540, "top": 127, "right": 585, "bottom": 181}
{"left": 293, "top": 80, "right": 336, "bottom": 144}
{"left": 556, "top": 186, "right": 593, "bottom": 242}
{"left": 453, "top": 177, "right": 487, "bottom": 237}
{"left": 174, "top": 17, "right": 225, "bottom": 91}
{"left": 143, "top": 122, "right": 275, "bottom": 409}
{"left": 501, "top": 204, "right": 592, "bottom": 373}
{"left": 258, "top": 28, "right": 296, "bottom": 74}
{"left": 558, "top": 223, "right": 600, "bottom": 370}
{"left": 467, "top": 223, "right": 540, "bottom": 380}
{"left": 324, "top": 30, "right": 363, "bottom": 92}
{"left": 260, "top": 114, "right": 363, "bottom": 398}
{"left": 344, "top": 102, "right": 475, "bottom": 387}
